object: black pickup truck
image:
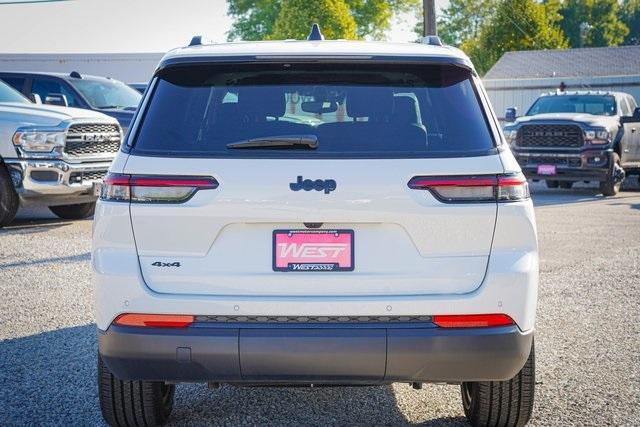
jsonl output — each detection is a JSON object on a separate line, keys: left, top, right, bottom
{"left": 503, "top": 91, "right": 640, "bottom": 196}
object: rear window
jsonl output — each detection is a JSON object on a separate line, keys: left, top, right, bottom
{"left": 131, "top": 62, "right": 496, "bottom": 158}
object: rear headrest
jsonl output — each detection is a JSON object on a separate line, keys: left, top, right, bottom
{"left": 346, "top": 87, "right": 394, "bottom": 120}
{"left": 238, "top": 86, "right": 286, "bottom": 119}
{"left": 392, "top": 96, "right": 421, "bottom": 125}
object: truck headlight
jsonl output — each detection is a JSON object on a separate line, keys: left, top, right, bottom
{"left": 12, "top": 130, "right": 65, "bottom": 153}
{"left": 584, "top": 128, "right": 611, "bottom": 144}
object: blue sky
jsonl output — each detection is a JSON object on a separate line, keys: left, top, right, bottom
{"left": 0, "top": 0, "right": 448, "bottom": 53}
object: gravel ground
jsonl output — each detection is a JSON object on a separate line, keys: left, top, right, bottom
{"left": 1, "top": 181, "right": 639, "bottom": 426}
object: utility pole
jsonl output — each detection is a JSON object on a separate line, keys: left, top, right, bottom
{"left": 423, "top": 0, "right": 437, "bottom": 36}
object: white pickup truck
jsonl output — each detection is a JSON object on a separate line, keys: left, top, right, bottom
{"left": 0, "top": 80, "right": 121, "bottom": 227}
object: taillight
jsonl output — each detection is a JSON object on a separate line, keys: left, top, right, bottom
{"left": 113, "top": 313, "right": 194, "bottom": 328}
{"left": 408, "top": 173, "right": 529, "bottom": 203}
{"left": 100, "top": 173, "right": 218, "bottom": 203}
{"left": 432, "top": 314, "right": 514, "bottom": 328}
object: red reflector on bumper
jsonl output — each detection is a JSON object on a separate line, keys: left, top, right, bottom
{"left": 432, "top": 314, "right": 514, "bottom": 328}
{"left": 113, "top": 314, "right": 194, "bottom": 328}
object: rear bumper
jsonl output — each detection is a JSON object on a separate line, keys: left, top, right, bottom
{"left": 98, "top": 323, "right": 533, "bottom": 384}
{"left": 514, "top": 148, "right": 612, "bottom": 181}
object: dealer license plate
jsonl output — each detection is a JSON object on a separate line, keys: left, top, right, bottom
{"left": 537, "top": 164, "right": 557, "bottom": 175}
{"left": 272, "top": 229, "right": 354, "bottom": 272}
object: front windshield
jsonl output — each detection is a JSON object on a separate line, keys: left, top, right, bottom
{"left": 69, "top": 78, "right": 141, "bottom": 109}
{"left": 527, "top": 95, "right": 616, "bottom": 116}
{"left": 0, "top": 80, "right": 30, "bottom": 104}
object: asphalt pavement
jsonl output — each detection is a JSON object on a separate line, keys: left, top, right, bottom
{"left": 1, "top": 180, "right": 639, "bottom": 426}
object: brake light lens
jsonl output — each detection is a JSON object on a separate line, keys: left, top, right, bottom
{"left": 432, "top": 314, "right": 514, "bottom": 328}
{"left": 100, "top": 173, "right": 218, "bottom": 203}
{"left": 408, "top": 174, "right": 529, "bottom": 203}
{"left": 113, "top": 313, "right": 194, "bottom": 328}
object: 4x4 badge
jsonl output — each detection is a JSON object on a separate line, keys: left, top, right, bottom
{"left": 289, "top": 176, "right": 336, "bottom": 194}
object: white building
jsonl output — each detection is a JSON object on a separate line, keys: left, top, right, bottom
{"left": 0, "top": 52, "right": 164, "bottom": 83}
{"left": 483, "top": 45, "right": 640, "bottom": 120}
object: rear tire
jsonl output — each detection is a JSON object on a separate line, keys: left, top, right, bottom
{"left": 98, "top": 354, "right": 175, "bottom": 426}
{"left": 461, "top": 341, "right": 535, "bottom": 427}
{"left": 559, "top": 181, "right": 573, "bottom": 189}
{"left": 48, "top": 202, "right": 95, "bottom": 219}
{"left": 545, "top": 180, "right": 558, "bottom": 188}
{"left": 599, "top": 153, "right": 624, "bottom": 197}
{"left": 0, "top": 164, "right": 19, "bottom": 228}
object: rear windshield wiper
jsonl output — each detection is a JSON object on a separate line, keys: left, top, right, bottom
{"left": 226, "top": 135, "right": 318, "bottom": 149}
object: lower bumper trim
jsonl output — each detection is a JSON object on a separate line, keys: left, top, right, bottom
{"left": 98, "top": 323, "right": 533, "bottom": 384}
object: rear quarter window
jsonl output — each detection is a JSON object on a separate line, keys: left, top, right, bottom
{"left": 131, "top": 62, "right": 496, "bottom": 158}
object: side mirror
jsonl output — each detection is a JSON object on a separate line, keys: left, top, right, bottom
{"left": 505, "top": 107, "right": 517, "bottom": 123}
{"left": 29, "top": 93, "right": 42, "bottom": 104}
{"left": 621, "top": 107, "right": 640, "bottom": 124}
{"left": 44, "top": 93, "right": 68, "bottom": 107}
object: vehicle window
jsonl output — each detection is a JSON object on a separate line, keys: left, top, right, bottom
{"left": 619, "top": 97, "right": 631, "bottom": 116}
{"left": 0, "top": 76, "right": 26, "bottom": 92}
{"left": 0, "top": 80, "right": 30, "bottom": 103}
{"left": 132, "top": 63, "right": 495, "bottom": 158}
{"left": 69, "top": 78, "right": 141, "bottom": 110}
{"left": 526, "top": 95, "right": 616, "bottom": 116}
{"left": 32, "top": 78, "right": 79, "bottom": 107}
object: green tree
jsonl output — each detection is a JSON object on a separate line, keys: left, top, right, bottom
{"left": 559, "top": 0, "right": 629, "bottom": 47}
{"left": 226, "top": 0, "right": 419, "bottom": 41}
{"left": 227, "top": 0, "right": 281, "bottom": 41}
{"left": 463, "top": 0, "right": 568, "bottom": 75}
{"left": 270, "top": 0, "right": 357, "bottom": 40}
{"left": 620, "top": 0, "right": 640, "bottom": 45}
{"left": 349, "top": 0, "right": 420, "bottom": 39}
{"left": 434, "top": 0, "right": 497, "bottom": 46}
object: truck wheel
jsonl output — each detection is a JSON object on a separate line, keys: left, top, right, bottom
{"left": 461, "top": 341, "right": 535, "bottom": 427}
{"left": 48, "top": 202, "right": 95, "bottom": 219}
{"left": 0, "top": 164, "right": 19, "bottom": 228}
{"left": 98, "top": 354, "right": 175, "bottom": 426}
{"left": 559, "top": 181, "right": 573, "bottom": 189}
{"left": 545, "top": 180, "right": 559, "bottom": 188}
{"left": 599, "top": 153, "right": 624, "bottom": 197}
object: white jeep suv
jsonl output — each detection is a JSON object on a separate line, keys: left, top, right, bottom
{"left": 93, "top": 34, "right": 538, "bottom": 427}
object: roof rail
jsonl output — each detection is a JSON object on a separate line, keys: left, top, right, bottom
{"left": 307, "top": 23, "right": 325, "bottom": 41}
{"left": 417, "top": 35, "right": 443, "bottom": 46}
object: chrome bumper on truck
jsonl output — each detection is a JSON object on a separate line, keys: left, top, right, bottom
{"left": 5, "top": 159, "right": 111, "bottom": 206}
{"left": 99, "top": 322, "right": 533, "bottom": 384}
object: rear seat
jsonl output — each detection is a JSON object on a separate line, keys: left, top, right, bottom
{"left": 236, "top": 87, "right": 309, "bottom": 136}
{"left": 318, "top": 88, "right": 427, "bottom": 151}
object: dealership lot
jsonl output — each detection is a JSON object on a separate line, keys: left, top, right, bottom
{"left": 1, "top": 182, "right": 639, "bottom": 426}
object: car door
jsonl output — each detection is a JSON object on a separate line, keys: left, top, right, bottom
{"left": 625, "top": 95, "right": 640, "bottom": 163}
{"left": 29, "top": 77, "right": 81, "bottom": 108}
{"left": 618, "top": 95, "right": 636, "bottom": 164}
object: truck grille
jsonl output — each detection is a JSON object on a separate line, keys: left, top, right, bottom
{"left": 517, "top": 156, "right": 582, "bottom": 167}
{"left": 517, "top": 125, "right": 583, "bottom": 148}
{"left": 69, "top": 170, "right": 108, "bottom": 183}
{"left": 64, "top": 123, "right": 121, "bottom": 157}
